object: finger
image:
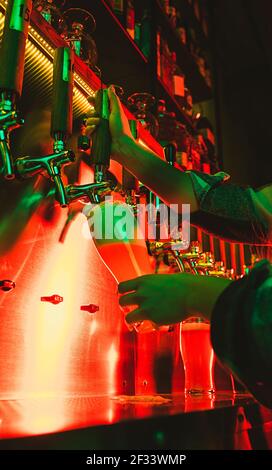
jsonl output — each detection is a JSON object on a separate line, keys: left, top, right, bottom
{"left": 118, "top": 277, "right": 141, "bottom": 294}
{"left": 126, "top": 308, "right": 146, "bottom": 324}
{"left": 85, "top": 117, "right": 100, "bottom": 126}
{"left": 119, "top": 292, "right": 139, "bottom": 307}
{"left": 108, "top": 85, "right": 123, "bottom": 114}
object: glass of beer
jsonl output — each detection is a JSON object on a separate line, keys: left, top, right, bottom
{"left": 180, "top": 317, "right": 215, "bottom": 394}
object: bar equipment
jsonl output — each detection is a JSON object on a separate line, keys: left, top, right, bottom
{"left": 60, "top": 7, "right": 98, "bottom": 72}
{"left": 121, "top": 119, "right": 139, "bottom": 208}
{"left": 90, "top": 88, "right": 111, "bottom": 184}
{"left": 14, "top": 46, "right": 75, "bottom": 207}
{"left": 0, "top": 0, "right": 32, "bottom": 179}
{"left": 181, "top": 317, "right": 215, "bottom": 394}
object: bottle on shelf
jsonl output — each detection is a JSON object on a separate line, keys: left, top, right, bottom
{"left": 126, "top": 0, "right": 135, "bottom": 39}
{"left": 176, "top": 11, "right": 187, "bottom": 45}
{"left": 160, "top": 39, "right": 173, "bottom": 93}
{"left": 160, "top": 0, "right": 170, "bottom": 14}
{"left": 166, "top": 5, "right": 177, "bottom": 29}
{"left": 183, "top": 88, "right": 193, "bottom": 117}
{"left": 172, "top": 52, "right": 185, "bottom": 106}
{"left": 193, "top": 0, "right": 201, "bottom": 22}
{"left": 157, "top": 99, "right": 177, "bottom": 144}
{"left": 202, "top": 11, "right": 209, "bottom": 37}
{"left": 112, "top": 0, "right": 125, "bottom": 24}
{"left": 139, "top": 8, "right": 152, "bottom": 58}
{"left": 175, "top": 123, "right": 189, "bottom": 170}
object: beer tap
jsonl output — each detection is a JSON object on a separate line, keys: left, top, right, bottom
{"left": 122, "top": 120, "right": 139, "bottom": 208}
{"left": 15, "top": 46, "right": 75, "bottom": 207}
{"left": 90, "top": 88, "right": 112, "bottom": 184}
{"left": 0, "top": 0, "right": 32, "bottom": 180}
{"left": 65, "top": 181, "right": 111, "bottom": 204}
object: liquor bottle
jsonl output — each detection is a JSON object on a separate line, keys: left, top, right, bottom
{"left": 112, "top": 0, "right": 125, "bottom": 25}
{"left": 156, "top": 28, "right": 162, "bottom": 78}
{"left": 184, "top": 87, "right": 193, "bottom": 117}
{"left": 140, "top": 8, "right": 152, "bottom": 58}
{"left": 126, "top": 0, "right": 135, "bottom": 39}
{"left": 176, "top": 11, "right": 187, "bottom": 45}
{"left": 172, "top": 52, "right": 185, "bottom": 105}
{"left": 193, "top": 0, "right": 201, "bottom": 21}
{"left": 160, "top": 0, "right": 169, "bottom": 13}
{"left": 166, "top": 5, "right": 177, "bottom": 29}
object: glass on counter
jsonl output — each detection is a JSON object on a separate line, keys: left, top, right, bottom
{"left": 180, "top": 316, "right": 215, "bottom": 394}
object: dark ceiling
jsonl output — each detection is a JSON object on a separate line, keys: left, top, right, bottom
{"left": 212, "top": 0, "right": 272, "bottom": 80}
{"left": 209, "top": 0, "right": 272, "bottom": 186}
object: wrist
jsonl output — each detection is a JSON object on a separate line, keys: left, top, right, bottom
{"left": 185, "top": 274, "right": 232, "bottom": 320}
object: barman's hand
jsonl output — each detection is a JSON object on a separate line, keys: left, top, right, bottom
{"left": 85, "top": 85, "right": 134, "bottom": 161}
{"left": 119, "top": 273, "right": 231, "bottom": 326}
{"left": 85, "top": 87, "right": 199, "bottom": 212}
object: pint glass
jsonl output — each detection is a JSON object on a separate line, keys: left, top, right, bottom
{"left": 180, "top": 317, "right": 215, "bottom": 394}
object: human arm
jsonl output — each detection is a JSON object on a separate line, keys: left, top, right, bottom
{"left": 86, "top": 86, "right": 199, "bottom": 213}
{"left": 86, "top": 86, "right": 271, "bottom": 244}
{"left": 118, "top": 272, "right": 231, "bottom": 326}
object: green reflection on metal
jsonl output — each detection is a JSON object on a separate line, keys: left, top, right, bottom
{"left": 9, "top": 0, "right": 32, "bottom": 36}
{"left": 62, "top": 47, "right": 70, "bottom": 82}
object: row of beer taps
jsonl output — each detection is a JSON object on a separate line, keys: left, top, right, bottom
{"left": 0, "top": 0, "right": 233, "bottom": 284}
{"left": 0, "top": 1, "right": 116, "bottom": 208}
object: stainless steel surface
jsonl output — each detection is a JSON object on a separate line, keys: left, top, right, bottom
{"left": 2, "top": 392, "right": 272, "bottom": 451}
{"left": 0, "top": 392, "right": 254, "bottom": 440}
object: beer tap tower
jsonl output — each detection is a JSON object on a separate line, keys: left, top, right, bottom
{"left": 14, "top": 46, "right": 75, "bottom": 207}
{"left": 0, "top": 0, "right": 32, "bottom": 180}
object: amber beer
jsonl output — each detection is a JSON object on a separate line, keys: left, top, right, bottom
{"left": 180, "top": 317, "right": 215, "bottom": 394}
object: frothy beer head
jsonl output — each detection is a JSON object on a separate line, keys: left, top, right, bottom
{"left": 181, "top": 321, "right": 210, "bottom": 332}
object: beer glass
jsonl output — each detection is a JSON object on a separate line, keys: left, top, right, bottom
{"left": 180, "top": 317, "right": 215, "bottom": 394}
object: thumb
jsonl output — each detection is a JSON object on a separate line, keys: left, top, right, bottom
{"left": 108, "top": 85, "right": 123, "bottom": 114}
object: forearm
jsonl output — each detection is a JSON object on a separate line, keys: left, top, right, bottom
{"left": 113, "top": 136, "right": 198, "bottom": 212}
{"left": 186, "top": 274, "right": 232, "bottom": 320}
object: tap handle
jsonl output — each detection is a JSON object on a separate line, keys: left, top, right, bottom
{"left": 122, "top": 119, "right": 139, "bottom": 191}
{"left": 51, "top": 46, "right": 74, "bottom": 140}
{"left": 0, "top": 0, "right": 32, "bottom": 99}
{"left": 90, "top": 88, "right": 111, "bottom": 168}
